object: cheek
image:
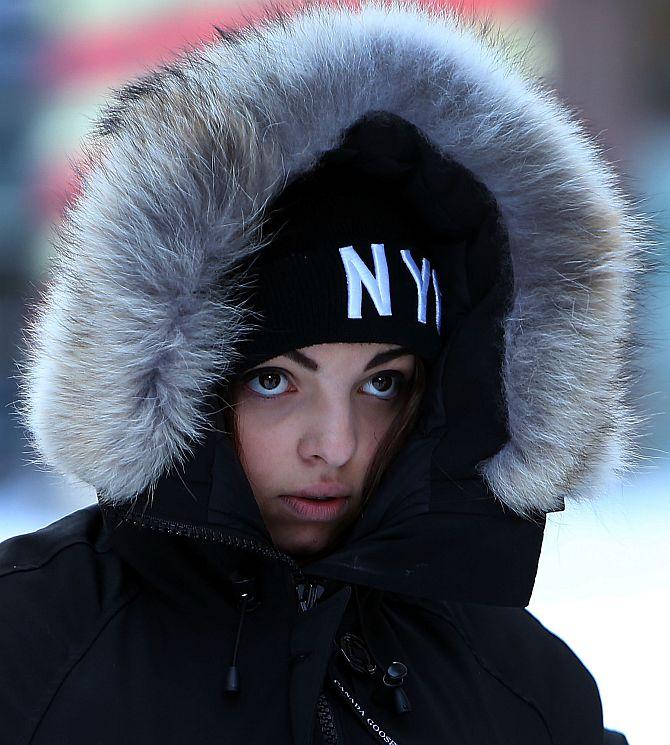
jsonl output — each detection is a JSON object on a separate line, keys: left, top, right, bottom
{"left": 234, "top": 395, "right": 401, "bottom": 495}
{"left": 234, "top": 404, "right": 296, "bottom": 493}
{"left": 354, "top": 402, "right": 399, "bottom": 464}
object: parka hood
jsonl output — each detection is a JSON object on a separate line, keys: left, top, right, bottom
{"left": 21, "top": 0, "right": 644, "bottom": 598}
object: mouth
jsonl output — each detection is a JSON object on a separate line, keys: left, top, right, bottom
{"left": 278, "top": 494, "right": 350, "bottom": 521}
{"left": 297, "top": 495, "right": 339, "bottom": 500}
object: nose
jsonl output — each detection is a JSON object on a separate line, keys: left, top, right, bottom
{"left": 296, "top": 394, "right": 357, "bottom": 468}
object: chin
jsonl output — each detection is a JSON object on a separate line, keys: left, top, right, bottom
{"left": 276, "top": 527, "right": 334, "bottom": 559}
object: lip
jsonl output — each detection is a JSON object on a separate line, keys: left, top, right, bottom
{"left": 293, "top": 483, "right": 350, "bottom": 499}
{"left": 278, "top": 493, "right": 351, "bottom": 522}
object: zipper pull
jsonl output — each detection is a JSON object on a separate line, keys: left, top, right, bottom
{"left": 338, "top": 632, "right": 377, "bottom": 676}
{"left": 294, "top": 574, "right": 326, "bottom": 612}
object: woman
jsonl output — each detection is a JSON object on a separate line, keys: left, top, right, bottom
{"left": 1, "top": 2, "right": 641, "bottom": 743}
{"left": 227, "top": 342, "right": 424, "bottom": 565}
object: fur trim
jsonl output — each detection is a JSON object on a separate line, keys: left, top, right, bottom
{"left": 19, "top": 0, "right": 647, "bottom": 513}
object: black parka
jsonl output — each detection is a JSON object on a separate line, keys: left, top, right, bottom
{"left": 3, "top": 2, "right": 643, "bottom": 743}
{"left": 0, "top": 430, "right": 614, "bottom": 744}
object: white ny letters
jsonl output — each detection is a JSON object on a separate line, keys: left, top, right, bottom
{"left": 339, "top": 244, "right": 442, "bottom": 331}
{"left": 339, "top": 244, "right": 392, "bottom": 319}
{"left": 432, "top": 267, "right": 442, "bottom": 333}
{"left": 400, "top": 249, "right": 431, "bottom": 325}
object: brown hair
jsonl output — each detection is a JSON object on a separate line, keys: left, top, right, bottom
{"left": 358, "top": 356, "right": 426, "bottom": 510}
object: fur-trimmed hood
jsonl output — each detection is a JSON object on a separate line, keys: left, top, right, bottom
{"left": 21, "top": 0, "right": 644, "bottom": 517}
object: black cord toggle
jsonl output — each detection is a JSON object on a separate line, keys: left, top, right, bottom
{"left": 382, "top": 661, "right": 412, "bottom": 714}
{"left": 224, "top": 571, "right": 260, "bottom": 695}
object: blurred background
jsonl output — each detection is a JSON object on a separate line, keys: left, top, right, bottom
{"left": 0, "top": 0, "right": 668, "bottom": 741}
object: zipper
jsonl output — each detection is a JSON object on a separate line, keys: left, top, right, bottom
{"left": 294, "top": 572, "right": 327, "bottom": 612}
{"left": 293, "top": 573, "right": 341, "bottom": 745}
{"left": 114, "top": 505, "right": 347, "bottom": 742}
{"left": 104, "top": 505, "right": 299, "bottom": 568}
{"left": 316, "top": 691, "right": 341, "bottom": 745}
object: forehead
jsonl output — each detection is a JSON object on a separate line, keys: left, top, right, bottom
{"left": 299, "top": 342, "right": 402, "bottom": 360}
{"left": 270, "top": 343, "right": 414, "bottom": 373}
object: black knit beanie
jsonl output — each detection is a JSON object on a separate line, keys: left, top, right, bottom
{"left": 230, "top": 142, "right": 446, "bottom": 375}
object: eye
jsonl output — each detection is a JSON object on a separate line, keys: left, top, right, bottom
{"left": 244, "top": 369, "right": 292, "bottom": 398}
{"left": 361, "top": 372, "right": 405, "bottom": 400}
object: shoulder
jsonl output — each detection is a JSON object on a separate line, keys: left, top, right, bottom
{"left": 0, "top": 505, "right": 139, "bottom": 743}
{"left": 1, "top": 504, "right": 106, "bottom": 571}
{"left": 0, "top": 504, "right": 130, "bottom": 604}
{"left": 446, "top": 602, "right": 604, "bottom": 743}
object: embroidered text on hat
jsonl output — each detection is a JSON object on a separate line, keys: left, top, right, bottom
{"left": 339, "top": 244, "right": 442, "bottom": 331}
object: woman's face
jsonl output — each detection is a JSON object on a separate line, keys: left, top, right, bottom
{"left": 230, "top": 342, "right": 416, "bottom": 561}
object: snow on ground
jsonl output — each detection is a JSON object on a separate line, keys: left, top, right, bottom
{"left": 529, "top": 467, "right": 669, "bottom": 744}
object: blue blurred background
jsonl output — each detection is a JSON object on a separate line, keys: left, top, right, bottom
{"left": 0, "top": 0, "right": 668, "bottom": 741}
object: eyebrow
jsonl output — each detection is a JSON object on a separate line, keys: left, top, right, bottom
{"left": 283, "top": 349, "right": 318, "bottom": 371}
{"left": 282, "top": 346, "right": 412, "bottom": 372}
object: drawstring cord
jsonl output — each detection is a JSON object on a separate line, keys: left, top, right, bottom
{"left": 224, "top": 594, "right": 247, "bottom": 693}
{"left": 347, "top": 585, "right": 412, "bottom": 715}
{"left": 382, "top": 661, "right": 412, "bottom": 714}
{"left": 224, "top": 571, "right": 260, "bottom": 694}
{"left": 337, "top": 632, "right": 413, "bottom": 715}
{"left": 223, "top": 572, "right": 411, "bottom": 716}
